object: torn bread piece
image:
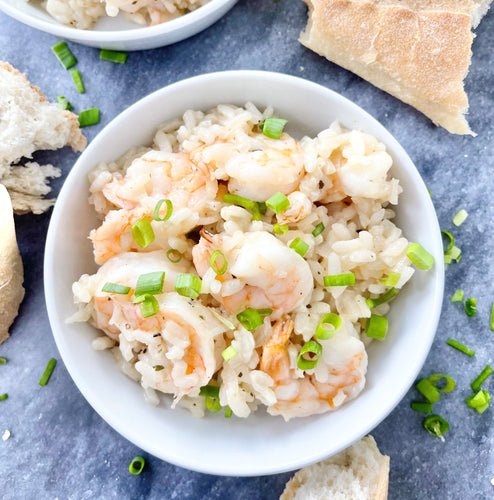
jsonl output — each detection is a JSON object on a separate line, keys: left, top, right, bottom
{"left": 0, "top": 61, "right": 86, "bottom": 213}
{"left": 0, "top": 185, "right": 25, "bottom": 344}
{"left": 300, "top": 0, "right": 492, "bottom": 135}
{"left": 280, "top": 436, "right": 389, "bottom": 500}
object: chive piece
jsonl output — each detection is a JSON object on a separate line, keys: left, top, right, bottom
{"left": 224, "top": 406, "right": 233, "bottom": 418}
{"left": 205, "top": 396, "right": 221, "bottom": 412}
{"left": 102, "top": 282, "right": 131, "bottom": 294}
{"left": 314, "top": 312, "right": 341, "bottom": 340}
{"left": 410, "top": 401, "right": 433, "bottom": 414}
{"left": 490, "top": 304, "right": 494, "bottom": 332}
{"left": 210, "top": 250, "right": 228, "bottom": 276}
{"left": 312, "top": 223, "right": 325, "bottom": 238}
{"left": 133, "top": 294, "right": 159, "bottom": 318}
{"left": 323, "top": 273, "right": 356, "bottom": 287}
{"left": 466, "top": 390, "right": 491, "bottom": 414}
{"left": 258, "top": 202, "right": 267, "bottom": 215}
{"left": 441, "top": 230, "right": 454, "bottom": 254}
{"left": 223, "top": 193, "right": 262, "bottom": 220}
{"left": 131, "top": 218, "right": 155, "bottom": 248}
{"left": 175, "top": 273, "right": 202, "bottom": 299}
{"left": 260, "top": 117, "right": 287, "bottom": 140}
{"left": 39, "top": 358, "right": 57, "bottom": 387}
{"left": 297, "top": 340, "right": 323, "bottom": 371}
{"left": 366, "top": 288, "right": 399, "bottom": 309}
{"left": 0, "top": 357, "right": 7, "bottom": 365}
{"left": 70, "top": 68, "right": 85, "bottom": 94}
{"left": 444, "top": 245, "right": 462, "bottom": 265}
{"left": 446, "top": 338, "right": 475, "bottom": 357}
{"left": 0, "top": 393, "right": 8, "bottom": 401}
{"left": 221, "top": 345, "right": 237, "bottom": 362}
{"left": 465, "top": 297, "right": 477, "bottom": 317}
{"left": 451, "top": 289, "right": 465, "bottom": 303}
{"left": 135, "top": 272, "right": 165, "bottom": 297}
{"left": 200, "top": 385, "right": 220, "bottom": 398}
{"left": 428, "top": 373, "right": 456, "bottom": 393}
{"left": 273, "top": 223, "right": 288, "bottom": 235}
{"left": 453, "top": 209, "right": 468, "bottom": 227}
{"left": 51, "top": 41, "right": 77, "bottom": 69}
{"left": 153, "top": 199, "right": 173, "bottom": 222}
{"left": 471, "top": 365, "right": 493, "bottom": 392}
{"left": 406, "top": 243, "right": 434, "bottom": 270}
{"left": 99, "top": 49, "right": 128, "bottom": 64}
{"left": 266, "top": 192, "right": 290, "bottom": 214}
{"left": 289, "top": 237, "right": 309, "bottom": 257}
{"left": 166, "top": 249, "right": 182, "bottom": 264}
{"left": 56, "top": 96, "right": 73, "bottom": 111}
{"left": 153, "top": 365, "right": 164, "bottom": 372}
{"left": 380, "top": 272, "right": 400, "bottom": 287}
{"left": 237, "top": 308, "right": 272, "bottom": 332}
{"left": 416, "top": 378, "right": 441, "bottom": 403}
{"left": 423, "top": 414, "right": 449, "bottom": 439}
{"left": 365, "top": 314, "right": 388, "bottom": 341}
{"left": 78, "top": 107, "right": 100, "bottom": 128}
{"left": 128, "top": 456, "right": 145, "bottom": 475}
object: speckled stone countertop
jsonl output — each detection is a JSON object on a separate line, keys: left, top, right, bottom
{"left": 1, "top": 2, "right": 493, "bottom": 498}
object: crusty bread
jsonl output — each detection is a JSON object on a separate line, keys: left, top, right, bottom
{"left": 300, "top": 0, "right": 492, "bottom": 135}
{"left": 280, "top": 436, "right": 389, "bottom": 500}
{"left": 0, "top": 61, "right": 86, "bottom": 213}
{"left": 0, "top": 185, "right": 25, "bottom": 344}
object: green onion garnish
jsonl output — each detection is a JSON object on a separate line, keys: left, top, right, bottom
{"left": 133, "top": 294, "right": 159, "bottom": 318}
{"left": 224, "top": 406, "right": 233, "bottom": 418}
{"left": 314, "top": 313, "right": 341, "bottom": 340}
{"left": 39, "top": 358, "right": 57, "bottom": 387}
{"left": 70, "top": 68, "right": 85, "bottom": 94}
{"left": 221, "top": 345, "right": 237, "bottom": 362}
{"left": 441, "top": 230, "right": 454, "bottom": 254}
{"left": 323, "top": 273, "right": 356, "bottom": 287}
{"left": 289, "top": 237, "right": 309, "bottom": 257}
{"left": 416, "top": 378, "right": 441, "bottom": 403}
{"left": 131, "top": 218, "right": 155, "bottom": 248}
{"left": 366, "top": 288, "right": 399, "bottom": 309}
{"left": 451, "top": 289, "right": 464, "bottom": 303}
{"left": 135, "top": 272, "right": 165, "bottom": 297}
{"left": 237, "top": 308, "right": 272, "bottom": 331}
{"left": 453, "top": 209, "right": 468, "bottom": 227}
{"left": 410, "top": 401, "right": 433, "bottom": 414}
{"left": 423, "top": 414, "right": 449, "bottom": 439}
{"left": 205, "top": 396, "right": 221, "bottom": 412}
{"left": 78, "top": 108, "right": 100, "bottom": 127}
{"left": 465, "top": 297, "right": 477, "bottom": 317}
{"left": 99, "top": 49, "right": 128, "bottom": 64}
{"left": 128, "top": 456, "right": 145, "bottom": 475}
{"left": 406, "top": 243, "right": 434, "bottom": 271}
{"left": 56, "top": 96, "right": 73, "bottom": 111}
{"left": 166, "top": 249, "right": 182, "bottom": 263}
{"left": 258, "top": 202, "right": 267, "bottom": 215}
{"left": 266, "top": 192, "right": 290, "bottom": 214}
{"left": 153, "top": 199, "right": 173, "bottom": 222}
{"left": 428, "top": 373, "right": 456, "bottom": 393}
{"left": 223, "top": 193, "right": 263, "bottom": 220}
{"left": 365, "top": 314, "right": 388, "bottom": 341}
{"left": 490, "top": 304, "right": 494, "bottom": 332}
{"left": 466, "top": 389, "right": 491, "bottom": 414}
{"left": 200, "top": 385, "right": 220, "bottom": 398}
{"left": 380, "top": 272, "right": 400, "bottom": 287}
{"left": 260, "top": 117, "right": 287, "bottom": 140}
{"left": 0, "top": 393, "right": 8, "bottom": 401}
{"left": 444, "top": 245, "right": 462, "bottom": 265}
{"left": 312, "top": 223, "right": 325, "bottom": 238}
{"left": 273, "top": 223, "right": 288, "bottom": 235}
{"left": 471, "top": 365, "right": 493, "bottom": 392}
{"left": 51, "top": 41, "right": 77, "bottom": 69}
{"left": 153, "top": 365, "right": 164, "bottom": 371}
{"left": 297, "top": 340, "right": 323, "bottom": 371}
{"left": 102, "top": 282, "right": 131, "bottom": 294}
{"left": 446, "top": 338, "right": 475, "bottom": 357}
{"left": 175, "top": 273, "right": 202, "bottom": 299}
{"left": 210, "top": 250, "right": 228, "bottom": 275}
{"left": 0, "top": 357, "right": 7, "bottom": 365}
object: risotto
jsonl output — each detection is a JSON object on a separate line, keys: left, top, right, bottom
{"left": 70, "top": 103, "right": 434, "bottom": 420}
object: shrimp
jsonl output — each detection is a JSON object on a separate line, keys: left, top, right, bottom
{"left": 275, "top": 191, "right": 312, "bottom": 224}
{"left": 260, "top": 318, "right": 367, "bottom": 420}
{"left": 192, "top": 230, "right": 313, "bottom": 318}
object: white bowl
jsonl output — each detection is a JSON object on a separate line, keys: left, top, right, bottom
{"left": 0, "top": 0, "right": 237, "bottom": 50}
{"left": 44, "top": 71, "right": 444, "bottom": 476}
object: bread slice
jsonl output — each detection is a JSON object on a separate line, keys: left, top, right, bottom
{"left": 280, "top": 436, "right": 389, "bottom": 500}
{"left": 0, "top": 61, "right": 86, "bottom": 213}
{"left": 0, "top": 185, "right": 25, "bottom": 344}
{"left": 300, "top": 0, "right": 492, "bottom": 135}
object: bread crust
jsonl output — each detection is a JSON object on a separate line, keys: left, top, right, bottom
{"left": 300, "top": 0, "right": 475, "bottom": 134}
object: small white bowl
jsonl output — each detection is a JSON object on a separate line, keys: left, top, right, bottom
{"left": 44, "top": 71, "right": 444, "bottom": 476}
{"left": 0, "top": 0, "right": 237, "bottom": 50}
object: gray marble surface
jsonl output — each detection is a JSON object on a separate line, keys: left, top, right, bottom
{"left": 1, "top": 1, "right": 493, "bottom": 498}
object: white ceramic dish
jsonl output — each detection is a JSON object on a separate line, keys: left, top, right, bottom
{"left": 0, "top": 0, "right": 237, "bottom": 50}
{"left": 44, "top": 71, "right": 444, "bottom": 476}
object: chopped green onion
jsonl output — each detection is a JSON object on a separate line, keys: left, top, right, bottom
{"left": 51, "top": 41, "right": 77, "bottom": 69}
{"left": 423, "top": 414, "right": 449, "bottom": 439}
{"left": 0, "top": 357, "right": 7, "bottom": 365}
{"left": 406, "top": 243, "right": 434, "bottom": 271}
{"left": 133, "top": 294, "right": 159, "bottom": 318}
{"left": 453, "top": 209, "right": 468, "bottom": 227}
{"left": 56, "top": 96, "right": 73, "bottom": 111}
{"left": 428, "top": 373, "right": 456, "bottom": 393}
{"left": 39, "top": 358, "right": 57, "bottom": 387}
{"left": 444, "top": 245, "right": 462, "bottom": 265}
{"left": 224, "top": 406, "right": 233, "bottom": 418}
{"left": 221, "top": 345, "right": 237, "bottom": 362}
{"left": 175, "top": 273, "right": 202, "bottom": 299}
{"left": 200, "top": 385, "right": 220, "bottom": 398}
{"left": 166, "top": 249, "right": 182, "bottom": 263}
{"left": 135, "top": 272, "right": 165, "bottom": 297}
{"left": 410, "top": 401, "right": 433, "bottom": 414}
{"left": 490, "top": 304, "right": 494, "bottom": 332}
{"left": 0, "top": 393, "right": 7, "bottom": 402}
{"left": 465, "top": 297, "right": 477, "bottom": 317}
{"left": 312, "top": 223, "right": 325, "bottom": 238}
{"left": 366, "top": 288, "right": 399, "bottom": 309}
{"left": 471, "top": 365, "right": 493, "bottom": 392}
{"left": 153, "top": 365, "right": 164, "bottom": 371}
{"left": 205, "top": 396, "right": 221, "bottom": 412}
{"left": 415, "top": 378, "right": 441, "bottom": 403}
{"left": 70, "top": 68, "right": 85, "bottom": 94}
{"left": 153, "top": 199, "right": 173, "bottom": 222}
{"left": 260, "top": 117, "right": 287, "bottom": 140}
{"left": 314, "top": 313, "right": 341, "bottom": 340}
{"left": 258, "top": 202, "right": 267, "bottom": 215}
{"left": 223, "top": 193, "right": 262, "bottom": 220}
{"left": 210, "top": 250, "right": 228, "bottom": 275}
{"left": 131, "top": 218, "right": 155, "bottom": 248}
{"left": 128, "top": 456, "right": 145, "bottom": 475}
{"left": 78, "top": 107, "right": 100, "bottom": 128}
{"left": 466, "top": 390, "right": 491, "bottom": 414}
{"left": 451, "top": 289, "right": 464, "bottom": 303}
{"left": 446, "top": 338, "right": 475, "bottom": 357}
{"left": 441, "top": 230, "right": 454, "bottom": 254}
{"left": 380, "top": 272, "right": 400, "bottom": 287}
{"left": 323, "top": 273, "right": 356, "bottom": 287}
{"left": 102, "top": 282, "right": 131, "bottom": 294}
{"left": 266, "top": 192, "right": 290, "bottom": 214}
{"left": 273, "top": 223, "right": 288, "bottom": 235}
{"left": 99, "top": 49, "right": 128, "bottom": 64}
{"left": 289, "top": 237, "right": 309, "bottom": 257}
{"left": 297, "top": 340, "right": 323, "bottom": 371}
{"left": 365, "top": 314, "right": 388, "bottom": 341}
{"left": 237, "top": 308, "right": 272, "bottom": 331}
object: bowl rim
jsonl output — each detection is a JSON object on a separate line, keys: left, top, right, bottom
{"left": 44, "top": 70, "right": 444, "bottom": 476}
{"left": 0, "top": 0, "right": 234, "bottom": 42}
